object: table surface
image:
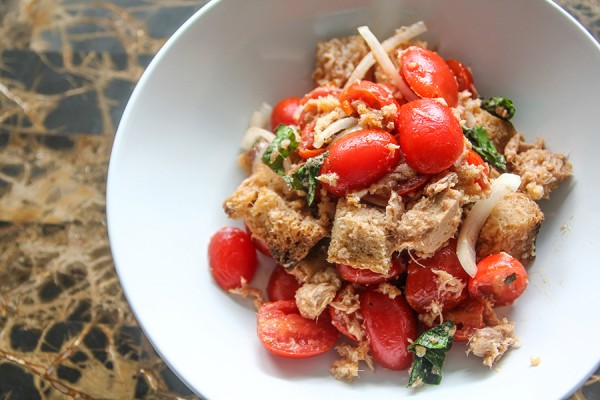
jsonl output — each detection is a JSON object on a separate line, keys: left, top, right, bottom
{"left": 0, "top": 1, "right": 598, "bottom": 399}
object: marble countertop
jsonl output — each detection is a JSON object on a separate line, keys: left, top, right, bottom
{"left": 0, "top": 1, "right": 598, "bottom": 399}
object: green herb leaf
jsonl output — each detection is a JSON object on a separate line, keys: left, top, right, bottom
{"left": 463, "top": 126, "right": 507, "bottom": 173}
{"left": 407, "top": 321, "right": 456, "bottom": 388}
{"left": 288, "top": 152, "right": 328, "bottom": 206}
{"left": 481, "top": 97, "right": 515, "bottom": 120}
{"left": 504, "top": 273, "right": 517, "bottom": 284}
{"left": 261, "top": 124, "right": 300, "bottom": 176}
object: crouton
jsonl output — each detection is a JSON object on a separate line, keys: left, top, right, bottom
{"left": 476, "top": 191, "right": 544, "bottom": 266}
{"left": 327, "top": 198, "right": 394, "bottom": 274}
{"left": 395, "top": 187, "right": 464, "bottom": 257}
{"left": 456, "top": 94, "right": 517, "bottom": 153}
{"left": 504, "top": 134, "right": 573, "bottom": 200}
{"left": 223, "top": 164, "right": 329, "bottom": 267}
{"left": 312, "top": 35, "right": 369, "bottom": 88}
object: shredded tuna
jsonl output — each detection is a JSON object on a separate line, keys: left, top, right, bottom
{"left": 228, "top": 278, "right": 265, "bottom": 310}
{"left": 331, "top": 341, "right": 374, "bottom": 382}
{"left": 467, "top": 320, "right": 517, "bottom": 367}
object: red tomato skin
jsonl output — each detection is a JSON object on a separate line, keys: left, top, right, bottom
{"left": 400, "top": 46, "right": 459, "bottom": 107}
{"left": 328, "top": 286, "right": 362, "bottom": 342}
{"left": 465, "top": 149, "right": 490, "bottom": 189}
{"left": 267, "top": 265, "right": 302, "bottom": 302}
{"left": 257, "top": 300, "right": 339, "bottom": 358}
{"left": 339, "top": 80, "right": 401, "bottom": 130}
{"left": 208, "top": 227, "right": 258, "bottom": 290}
{"left": 397, "top": 99, "right": 464, "bottom": 174}
{"left": 469, "top": 252, "right": 528, "bottom": 306}
{"left": 405, "top": 239, "right": 470, "bottom": 314}
{"left": 446, "top": 58, "right": 478, "bottom": 97}
{"left": 360, "top": 287, "right": 417, "bottom": 370}
{"left": 245, "top": 224, "right": 272, "bottom": 257}
{"left": 320, "top": 128, "right": 401, "bottom": 196}
{"left": 271, "top": 97, "right": 301, "bottom": 129}
{"left": 336, "top": 259, "right": 404, "bottom": 285}
{"left": 439, "top": 297, "right": 487, "bottom": 342}
{"left": 300, "top": 86, "right": 342, "bottom": 105}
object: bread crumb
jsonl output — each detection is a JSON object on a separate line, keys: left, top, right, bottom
{"left": 530, "top": 356, "right": 542, "bottom": 367}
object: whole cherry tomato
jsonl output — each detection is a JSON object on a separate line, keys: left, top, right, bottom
{"left": 396, "top": 98, "right": 464, "bottom": 174}
{"left": 360, "top": 286, "right": 417, "bottom": 370}
{"left": 208, "top": 227, "right": 258, "bottom": 290}
{"left": 267, "top": 265, "right": 302, "bottom": 302}
{"left": 405, "top": 239, "right": 470, "bottom": 314}
{"left": 468, "top": 252, "right": 528, "bottom": 306}
{"left": 336, "top": 258, "right": 404, "bottom": 285}
{"left": 257, "top": 300, "right": 339, "bottom": 358}
{"left": 271, "top": 97, "right": 301, "bottom": 129}
{"left": 320, "top": 128, "right": 401, "bottom": 196}
{"left": 446, "top": 58, "right": 478, "bottom": 97}
{"left": 400, "top": 46, "right": 459, "bottom": 107}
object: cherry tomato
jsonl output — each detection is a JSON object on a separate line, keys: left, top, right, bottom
{"left": 446, "top": 58, "right": 478, "bottom": 97}
{"left": 329, "top": 286, "right": 362, "bottom": 342}
{"left": 405, "top": 239, "right": 470, "bottom": 314}
{"left": 300, "top": 86, "right": 342, "bottom": 105}
{"left": 396, "top": 98, "right": 464, "bottom": 174}
{"left": 465, "top": 149, "right": 490, "bottom": 189}
{"left": 257, "top": 300, "right": 339, "bottom": 358}
{"left": 469, "top": 252, "right": 528, "bottom": 306}
{"left": 395, "top": 174, "right": 429, "bottom": 196}
{"left": 336, "top": 258, "right": 404, "bottom": 285}
{"left": 399, "top": 46, "right": 459, "bottom": 107}
{"left": 440, "top": 297, "right": 486, "bottom": 342}
{"left": 297, "top": 120, "right": 327, "bottom": 159}
{"left": 339, "top": 80, "right": 401, "bottom": 130}
{"left": 360, "top": 287, "right": 417, "bottom": 370}
{"left": 267, "top": 265, "right": 302, "bottom": 302}
{"left": 320, "top": 128, "right": 401, "bottom": 196}
{"left": 271, "top": 97, "right": 301, "bottom": 129}
{"left": 208, "top": 227, "right": 258, "bottom": 290}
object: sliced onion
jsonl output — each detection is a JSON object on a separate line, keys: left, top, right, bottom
{"left": 357, "top": 26, "right": 418, "bottom": 102}
{"left": 248, "top": 102, "right": 272, "bottom": 129}
{"left": 345, "top": 21, "right": 427, "bottom": 89}
{"left": 240, "top": 127, "right": 276, "bottom": 151}
{"left": 313, "top": 117, "right": 358, "bottom": 148}
{"left": 456, "top": 173, "right": 522, "bottom": 277}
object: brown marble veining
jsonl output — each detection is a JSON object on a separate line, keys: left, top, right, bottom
{"left": 0, "top": 0, "right": 598, "bottom": 399}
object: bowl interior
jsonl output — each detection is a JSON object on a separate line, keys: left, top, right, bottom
{"left": 107, "top": 0, "right": 600, "bottom": 398}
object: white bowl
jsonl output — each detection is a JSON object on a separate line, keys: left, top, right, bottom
{"left": 107, "top": 0, "right": 600, "bottom": 399}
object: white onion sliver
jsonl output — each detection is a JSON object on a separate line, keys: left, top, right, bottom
{"left": 456, "top": 173, "right": 522, "bottom": 277}
{"left": 345, "top": 21, "right": 427, "bottom": 89}
{"left": 357, "top": 26, "right": 417, "bottom": 102}
{"left": 313, "top": 117, "right": 358, "bottom": 148}
{"left": 240, "top": 127, "right": 276, "bottom": 151}
{"left": 248, "top": 102, "right": 273, "bottom": 129}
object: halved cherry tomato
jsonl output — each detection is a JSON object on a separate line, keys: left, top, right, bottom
{"left": 465, "top": 149, "right": 490, "bottom": 189}
{"left": 208, "top": 227, "right": 258, "bottom": 290}
{"left": 257, "top": 300, "right": 339, "bottom": 358}
{"left": 405, "top": 239, "right": 470, "bottom": 314}
{"left": 440, "top": 297, "right": 487, "bottom": 342}
{"left": 446, "top": 58, "right": 478, "bottom": 98}
{"left": 267, "top": 265, "right": 302, "bottom": 302}
{"left": 300, "top": 86, "right": 342, "bottom": 105}
{"left": 329, "top": 286, "right": 362, "bottom": 342}
{"left": 395, "top": 174, "right": 429, "bottom": 196}
{"left": 271, "top": 97, "right": 301, "bottom": 129}
{"left": 400, "top": 46, "right": 459, "bottom": 107}
{"left": 396, "top": 98, "right": 464, "bottom": 174}
{"left": 297, "top": 120, "right": 327, "bottom": 159}
{"left": 320, "top": 128, "right": 401, "bottom": 196}
{"left": 469, "top": 252, "right": 528, "bottom": 306}
{"left": 336, "top": 258, "right": 404, "bottom": 285}
{"left": 360, "top": 286, "right": 417, "bottom": 370}
{"left": 339, "top": 80, "right": 401, "bottom": 130}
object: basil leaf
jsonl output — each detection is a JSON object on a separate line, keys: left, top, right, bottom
{"left": 288, "top": 152, "right": 328, "bottom": 206}
{"left": 463, "top": 126, "right": 507, "bottom": 173}
{"left": 504, "top": 273, "right": 517, "bottom": 284}
{"left": 261, "top": 124, "right": 300, "bottom": 176}
{"left": 407, "top": 321, "right": 456, "bottom": 388}
{"left": 481, "top": 97, "right": 515, "bottom": 120}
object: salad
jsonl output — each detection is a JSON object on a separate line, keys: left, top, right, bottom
{"left": 207, "top": 21, "right": 572, "bottom": 387}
